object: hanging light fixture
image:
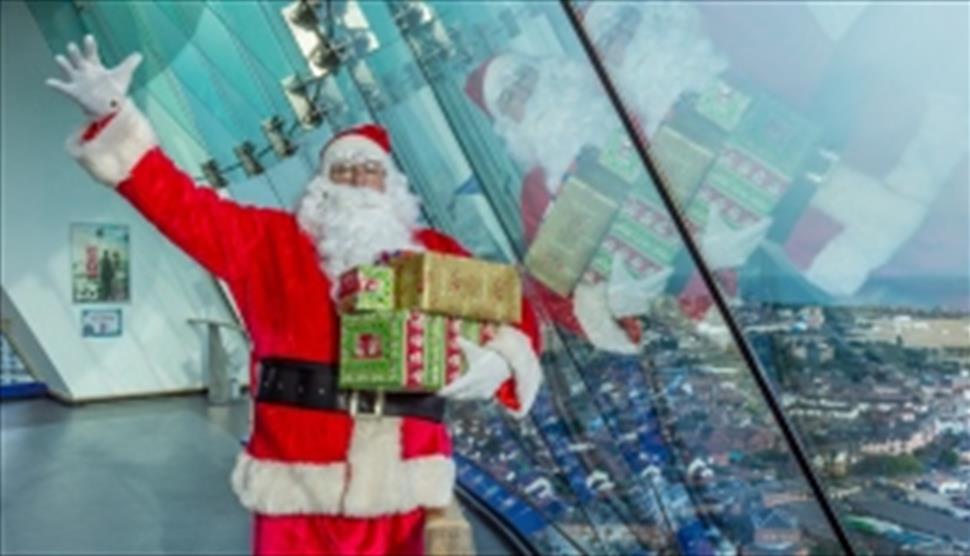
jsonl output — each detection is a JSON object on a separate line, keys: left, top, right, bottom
{"left": 281, "top": 74, "right": 323, "bottom": 129}
{"left": 234, "top": 141, "right": 264, "bottom": 177}
{"left": 262, "top": 116, "right": 296, "bottom": 159}
{"left": 287, "top": 0, "right": 322, "bottom": 30}
{"left": 281, "top": 0, "right": 342, "bottom": 77}
{"left": 201, "top": 159, "right": 228, "bottom": 189}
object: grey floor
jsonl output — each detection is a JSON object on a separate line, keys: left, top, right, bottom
{"left": 1, "top": 395, "right": 514, "bottom": 555}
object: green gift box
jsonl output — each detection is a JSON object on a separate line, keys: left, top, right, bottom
{"left": 598, "top": 129, "right": 643, "bottom": 184}
{"left": 694, "top": 78, "right": 754, "bottom": 132}
{"left": 685, "top": 91, "right": 821, "bottom": 235}
{"left": 524, "top": 176, "right": 620, "bottom": 296}
{"left": 730, "top": 95, "right": 821, "bottom": 180}
{"left": 585, "top": 189, "right": 681, "bottom": 283}
{"left": 336, "top": 264, "right": 395, "bottom": 313}
{"left": 339, "top": 310, "right": 496, "bottom": 392}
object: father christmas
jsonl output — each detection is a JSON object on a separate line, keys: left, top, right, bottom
{"left": 47, "top": 36, "right": 543, "bottom": 555}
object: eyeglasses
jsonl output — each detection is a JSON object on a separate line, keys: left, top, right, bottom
{"left": 596, "top": 9, "right": 642, "bottom": 53}
{"left": 329, "top": 158, "right": 386, "bottom": 183}
{"left": 496, "top": 65, "right": 539, "bottom": 118}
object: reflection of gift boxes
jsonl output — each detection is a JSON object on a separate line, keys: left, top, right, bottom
{"left": 338, "top": 310, "right": 496, "bottom": 392}
{"left": 598, "top": 129, "right": 644, "bottom": 184}
{"left": 731, "top": 95, "right": 821, "bottom": 179}
{"left": 524, "top": 176, "right": 620, "bottom": 295}
{"left": 336, "top": 264, "right": 395, "bottom": 313}
{"left": 390, "top": 252, "right": 521, "bottom": 324}
{"left": 694, "top": 78, "right": 754, "bottom": 132}
{"left": 647, "top": 90, "right": 733, "bottom": 205}
{"left": 687, "top": 95, "right": 822, "bottom": 232}
{"left": 651, "top": 124, "right": 717, "bottom": 204}
{"left": 586, "top": 189, "right": 681, "bottom": 282}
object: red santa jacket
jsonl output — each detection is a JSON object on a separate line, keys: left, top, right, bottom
{"left": 68, "top": 101, "right": 544, "bottom": 518}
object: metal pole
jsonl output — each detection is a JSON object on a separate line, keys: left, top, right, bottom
{"left": 558, "top": 2, "right": 856, "bottom": 553}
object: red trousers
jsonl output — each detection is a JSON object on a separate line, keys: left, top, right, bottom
{"left": 253, "top": 509, "right": 426, "bottom": 555}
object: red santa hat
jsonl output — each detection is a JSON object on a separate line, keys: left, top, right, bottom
{"left": 464, "top": 54, "right": 526, "bottom": 120}
{"left": 319, "top": 123, "right": 392, "bottom": 174}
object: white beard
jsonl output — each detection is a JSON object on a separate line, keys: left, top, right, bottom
{"left": 494, "top": 60, "right": 615, "bottom": 195}
{"left": 295, "top": 170, "right": 423, "bottom": 288}
{"left": 588, "top": 2, "right": 727, "bottom": 136}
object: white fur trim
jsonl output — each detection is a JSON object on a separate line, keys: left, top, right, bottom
{"left": 320, "top": 135, "right": 390, "bottom": 175}
{"left": 66, "top": 99, "right": 157, "bottom": 187}
{"left": 806, "top": 163, "right": 927, "bottom": 297}
{"left": 230, "top": 452, "right": 346, "bottom": 515}
{"left": 483, "top": 325, "right": 544, "bottom": 418}
{"left": 482, "top": 54, "right": 527, "bottom": 119}
{"left": 573, "top": 282, "right": 639, "bottom": 355}
{"left": 405, "top": 455, "right": 457, "bottom": 510}
{"left": 884, "top": 92, "right": 968, "bottom": 205}
{"left": 230, "top": 423, "right": 456, "bottom": 517}
{"left": 342, "top": 417, "right": 456, "bottom": 517}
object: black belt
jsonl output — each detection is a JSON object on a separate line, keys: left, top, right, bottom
{"left": 255, "top": 358, "right": 446, "bottom": 423}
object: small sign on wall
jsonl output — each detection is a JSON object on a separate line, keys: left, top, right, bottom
{"left": 71, "top": 223, "right": 130, "bottom": 303}
{"left": 81, "top": 308, "right": 123, "bottom": 338}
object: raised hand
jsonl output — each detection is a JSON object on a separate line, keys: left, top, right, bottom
{"left": 46, "top": 34, "right": 142, "bottom": 118}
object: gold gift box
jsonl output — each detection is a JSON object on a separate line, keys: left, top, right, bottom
{"left": 389, "top": 252, "right": 521, "bottom": 324}
{"left": 524, "top": 176, "right": 620, "bottom": 295}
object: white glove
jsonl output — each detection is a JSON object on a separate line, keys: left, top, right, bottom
{"left": 606, "top": 255, "right": 672, "bottom": 319}
{"left": 700, "top": 205, "right": 772, "bottom": 270}
{"left": 439, "top": 338, "right": 512, "bottom": 400}
{"left": 46, "top": 35, "right": 142, "bottom": 118}
{"left": 573, "top": 281, "right": 639, "bottom": 355}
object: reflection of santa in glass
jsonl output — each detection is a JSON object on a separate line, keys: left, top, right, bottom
{"left": 466, "top": 51, "right": 642, "bottom": 353}
{"left": 463, "top": 5, "right": 748, "bottom": 349}
{"left": 601, "top": 1, "right": 969, "bottom": 308}
{"left": 49, "top": 36, "right": 543, "bottom": 556}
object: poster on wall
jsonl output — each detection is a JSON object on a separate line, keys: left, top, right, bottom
{"left": 71, "top": 223, "right": 130, "bottom": 303}
{"left": 80, "top": 308, "right": 123, "bottom": 338}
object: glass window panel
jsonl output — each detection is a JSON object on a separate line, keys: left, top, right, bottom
{"left": 382, "top": 1, "right": 846, "bottom": 553}
{"left": 206, "top": 0, "right": 307, "bottom": 81}
{"left": 368, "top": 3, "right": 848, "bottom": 551}
{"left": 577, "top": 1, "right": 969, "bottom": 554}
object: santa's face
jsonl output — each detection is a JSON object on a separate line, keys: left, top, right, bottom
{"left": 592, "top": 6, "right": 642, "bottom": 67}
{"left": 329, "top": 158, "right": 387, "bottom": 192}
{"left": 495, "top": 64, "right": 539, "bottom": 124}
{"left": 488, "top": 56, "right": 615, "bottom": 192}
{"left": 296, "top": 156, "right": 422, "bottom": 285}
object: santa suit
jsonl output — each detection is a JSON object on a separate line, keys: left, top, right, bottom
{"left": 67, "top": 102, "right": 543, "bottom": 555}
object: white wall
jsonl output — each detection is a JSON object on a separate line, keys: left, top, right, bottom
{"left": 0, "top": 0, "right": 245, "bottom": 400}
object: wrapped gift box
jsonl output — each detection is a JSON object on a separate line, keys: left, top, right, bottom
{"left": 524, "top": 176, "right": 620, "bottom": 295}
{"left": 390, "top": 252, "right": 521, "bottom": 324}
{"left": 336, "top": 264, "right": 395, "bottom": 313}
{"left": 598, "top": 129, "right": 644, "bottom": 185}
{"left": 730, "top": 94, "right": 821, "bottom": 179}
{"left": 585, "top": 188, "right": 681, "bottom": 283}
{"left": 686, "top": 93, "right": 822, "bottom": 237}
{"left": 694, "top": 78, "right": 754, "bottom": 133}
{"left": 338, "top": 310, "right": 496, "bottom": 392}
{"left": 651, "top": 124, "right": 717, "bottom": 204}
